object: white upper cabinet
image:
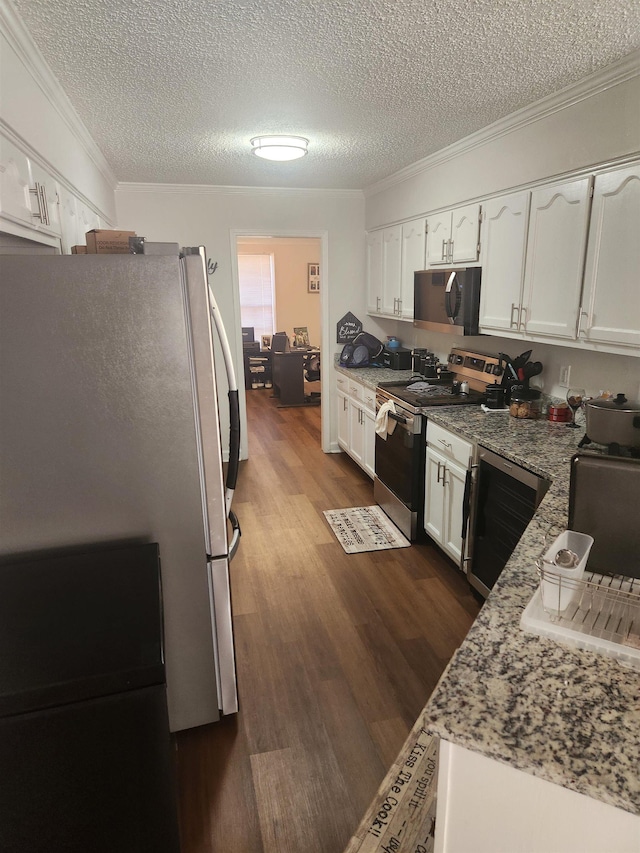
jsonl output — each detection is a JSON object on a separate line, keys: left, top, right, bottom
{"left": 451, "top": 204, "right": 482, "bottom": 263}
{"left": 367, "top": 218, "right": 425, "bottom": 320}
{"left": 0, "top": 134, "right": 33, "bottom": 227}
{"left": 425, "top": 210, "right": 452, "bottom": 265}
{"left": 426, "top": 203, "right": 481, "bottom": 266}
{"left": 381, "top": 225, "right": 402, "bottom": 315}
{"left": 58, "top": 185, "right": 102, "bottom": 253}
{"left": 0, "top": 133, "right": 62, "bottom": 240}
{"left": 76, "top": 197, "right": 101, "bottom": 241}
{"left": 366, "top": 230, "right": 384, "bottom": 313}
{"left": 478, "top": 191, "right": 530, "bottom": 335}
{"left": 58, "top": 185, "right": 80, "bottom": 254}
{"left": 521, "top": 177, "right": 592, "bottom": 339}
{"left": 399, "top": 218, "right": 425, "bottom": 319}
{"left": 580, "top": 164, "right": 640, "bottom": 349}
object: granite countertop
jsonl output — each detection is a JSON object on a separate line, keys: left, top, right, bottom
{"left": 333, "top": 356, "right": 414, "bottom": 389}
{"left": 419, "top": 406, "right": 640, "bottom": 817}
{"left": 333, "top": 357, "right": 640, "bottom": 815}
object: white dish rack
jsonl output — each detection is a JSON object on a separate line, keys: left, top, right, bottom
{"left": 521, "top": 567, "right": 640, "bottom": 669}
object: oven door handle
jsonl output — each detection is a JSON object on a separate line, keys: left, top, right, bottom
{"left": 388, "top": 411, "right": 408, "bottom": 425}
{"left": 461, "top": 464, "right": 474, "bottom": 539}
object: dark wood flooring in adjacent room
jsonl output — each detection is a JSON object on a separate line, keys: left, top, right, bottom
{"left": 175, "top": 389, "right": 481, "bottom": 853}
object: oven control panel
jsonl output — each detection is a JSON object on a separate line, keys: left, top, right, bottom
{"left": 447, "top": 348, "right": 503, "bottom": 391}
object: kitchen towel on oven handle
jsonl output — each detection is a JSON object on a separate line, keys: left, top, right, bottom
{"left": 375, "top": 400, "right": 398, "bottom": 438}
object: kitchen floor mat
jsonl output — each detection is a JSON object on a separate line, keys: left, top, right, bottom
{"left": 323, "top": 505, "right": 411, "bottom": 554}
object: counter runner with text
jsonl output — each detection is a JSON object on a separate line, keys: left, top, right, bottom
{"left": 344, "top": 724, "right": 438, "bottom": 853}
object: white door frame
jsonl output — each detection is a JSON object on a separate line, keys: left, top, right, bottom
{"left": 229, "top": 229, "right": 330, "bottom": 456}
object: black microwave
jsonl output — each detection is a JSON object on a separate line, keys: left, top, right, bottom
{"left": 413, "top": 267, "right": 481, "bottom": 335}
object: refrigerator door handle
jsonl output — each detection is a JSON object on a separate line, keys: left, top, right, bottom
{"left": 183, "top": 247, "right": 242, "bottom": 518}
{"left": 228, "top": 509, "right": 241, "bottom": 562}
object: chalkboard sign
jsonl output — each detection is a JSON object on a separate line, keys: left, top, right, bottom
{"left": 336, "top": 312, "right": 362, "bottom": 344}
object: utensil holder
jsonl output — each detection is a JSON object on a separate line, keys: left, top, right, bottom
{"left": 537, "top": 530, "right": 594, "bottom": 613}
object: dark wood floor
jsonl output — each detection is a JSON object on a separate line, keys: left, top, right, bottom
{"left": 175, "top": 390, "right": 481, "bottom": 853}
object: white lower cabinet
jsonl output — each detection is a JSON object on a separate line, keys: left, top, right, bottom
{"left": 435, "top": 740, "right": 640, "bottom": 853}
{"left": 335, "top": 372, "right": 376, "bottom": 478}
{"left": 424, "top": 422, "right": 473, "bottom": 565}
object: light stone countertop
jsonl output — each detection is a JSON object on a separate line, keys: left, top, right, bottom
{"left": 418, "top": 406, "right": 640, "bottom": 817}
{"left": 333, "top": 359, "right": 640, "bottom": 816}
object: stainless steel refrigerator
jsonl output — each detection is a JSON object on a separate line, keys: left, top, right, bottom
{"left": 0, "top": 249, "right": 240, "bottom": 732}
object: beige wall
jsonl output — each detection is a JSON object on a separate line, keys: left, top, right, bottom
{"left": 115, "top": 185, "right": 365, "bottom": 456}
{"left": 237, "top": 237, "right": 322, "bottom": 348}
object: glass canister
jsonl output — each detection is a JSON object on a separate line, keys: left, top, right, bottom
{"left": 509, "top": 389, "right": 542, "bottom": 419}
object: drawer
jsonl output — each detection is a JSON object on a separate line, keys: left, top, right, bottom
{"left": 427, "top": 421, "right": 473, "bottom": 468}
{"left": 348, "top": 379, "right": 364, "bottom": 401}
{"left": 336, "top": 373, "right": 349, "bottom": 393}
{"left": 363, "top": 388, "right": 376, "bottom": 412}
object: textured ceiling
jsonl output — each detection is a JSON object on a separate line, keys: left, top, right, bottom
{"left": 11, "top": 0, "right": 640, "bottom": 189}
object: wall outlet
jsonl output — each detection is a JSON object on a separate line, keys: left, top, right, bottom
{"left": 559, "top": 365, "right": 571, "bottom": 387}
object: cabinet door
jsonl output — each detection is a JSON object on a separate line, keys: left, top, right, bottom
{"left": 58, "top": 185, "right": 80, "bottom": 254}
{"left": 581, "top": 165, "right": 640, "bottom": 349}
{"left": 478, "top": 192, "right": 530, "bottom": 334}
{"left": 76, "top": 198, "right": 101, "bottom": 242}
{"left": 381, "top": 225, "right": 402, "bottom": 315}
{"left": 363, "top": 408, "right": 376, "bottom": 479}
{"left": 366, "top": 231, "right": 384, "bottom": 313}
{"left": 425, "top": 211, "right": 451, "bottom": 265}
{"left": 442, "top": 459, "right": 468, "bottom": 566}
{"left": 28, "top": 161, "right": 62, "bottom": 237}
{"left": 424, "top": 446, "right": 445, "bottom": 543}
{"left": 522, "top": 177, "right": 592, "bottom": 339}
{"left": 337, "top": 391, "right": 349, "bottom": 450}
{"left": 400, "top": 218, "right": 425, "bottom": 319}
{"left": 348, "top": 400, "right": 365, "bottom": 466}
{"left": 0, "top": 134, "right": 33, "bottom": 226}
{"left": 451, "top": 203, "right": 481, "bottom": 263}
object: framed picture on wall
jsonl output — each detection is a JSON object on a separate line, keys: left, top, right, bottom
{"left": 308, "top": 263, "right": 320, "bottom": 293}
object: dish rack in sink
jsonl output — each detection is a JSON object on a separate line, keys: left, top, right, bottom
{"left": 521, "top": 568, "right": 640, "bottom": 669}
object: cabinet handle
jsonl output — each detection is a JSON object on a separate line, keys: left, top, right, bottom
{"left": 30, "top": 182, "right": 49, "bottom": 225}
{"left": 578, "top": 309, "right": 589, "bottom": 337}
{"left": 509, "top": 303, "right": 520, "bottom": 329}
{"left": 438, "top": 438, "right": 453, "bottom": 451}
{"left": 397, "top": 298, "right": 402, "bottom": 315}
{"left": 39, "top": 184, "right": 50, "bottom": 225}
{"left": 519, "top": 305, "right": 527, "bottom": 330}
{"left": 441, "top": 465, "right": 449, "bottom": 487}
{"left": 441, "top": 239, "right": 447, "bottom": 261}
{"left": 376, "top": 296, "right": 381, "bottom": 311}
{"left": 436, "top": 461, "right": 442, "bottom": 484}
{"left": 448, "top": 239, "right": 453, "bottom": 264}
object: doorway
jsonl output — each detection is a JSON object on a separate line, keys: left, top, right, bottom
{"left": 231, "top": 232, "right": 328, "bottom": 457}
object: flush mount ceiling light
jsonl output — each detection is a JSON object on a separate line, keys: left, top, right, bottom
{"left": 250, "top": 135, "right": 309, "bottom": 161}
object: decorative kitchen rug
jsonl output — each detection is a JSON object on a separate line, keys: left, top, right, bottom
{"left": 323, "top": 506, "right": 411, "bottom": 554}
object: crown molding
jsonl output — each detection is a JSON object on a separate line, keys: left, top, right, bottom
{"left": 0, "top": 0, "right": 118, "bottom": 189}
{"left": 116, "top": 181, "right": 364, "bottom": 199}
{"left": 364, "top": 48, "right": 640, "bottom": 198}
